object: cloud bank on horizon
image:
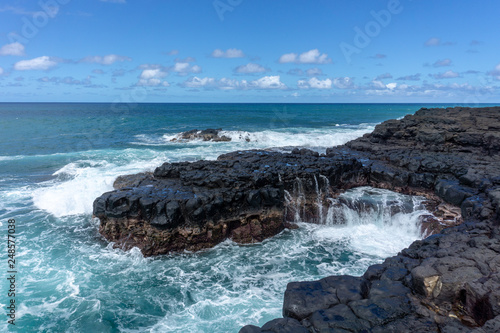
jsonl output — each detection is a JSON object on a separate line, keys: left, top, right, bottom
{"left": 0, "top": 0, "right": 499, "bottom": 103}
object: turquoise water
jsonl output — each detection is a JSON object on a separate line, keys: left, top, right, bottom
{"left": 0, "top": 103, "right": 496, "bottom": 332}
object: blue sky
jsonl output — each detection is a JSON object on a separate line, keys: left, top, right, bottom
{"left": 0, "top": 0, "right": 499, "bottom": 103}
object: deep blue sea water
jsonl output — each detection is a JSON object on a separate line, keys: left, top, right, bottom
{"left": 0, "top": 103, "right": 497, "bottom": 332}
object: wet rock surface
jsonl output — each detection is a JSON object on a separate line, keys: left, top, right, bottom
{"left": 94, "top": 151, "right": 367, "bottom": 255}
{"left": 239, "top": 107, "right": 500, "bottom": 332}
{"left": 92, "top": 106, "right": 500, "bottom": 331}
{"left": 170, "top": 128, "right": 232, "bottom": 142}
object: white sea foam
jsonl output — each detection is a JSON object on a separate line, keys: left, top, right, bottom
{"left": 132, "top": 125, "right": 375, "bottom": 151}
{"left": 32, "top": 124, "right": 376, "bottom": 218}
{"left": 0, "top": 155, "right": 21, "bottom": 161}
{"left": 31, "top": 149, "right": 174, "bottom": 217}
{"left": 219, "top": 128, "right": 373, "bottom": 147}
{"left": 146, "top": 191, "right": 426, "bottom": 332}
{"left": 32, "top": 166, "right": 117, "bottom": 217}
{"left": 0, "top": 151, "right": 80, "bottom": 162}
{"left": 20, "top": 124, "right": 432, "bottom": 332}
{"left": 23, "top": 185, "right": 428, "bottom": 332}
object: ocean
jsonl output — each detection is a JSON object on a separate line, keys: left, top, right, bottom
{"left": 0, "top": 103, "right": 493, "bottom": 332}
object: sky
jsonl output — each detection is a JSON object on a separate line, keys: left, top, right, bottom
{"left": 0, "top": 0, "right": 499, "bottom": 103}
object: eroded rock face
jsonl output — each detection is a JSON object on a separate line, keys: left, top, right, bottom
{"left": 93, "top": 153, "right": 367, "bottom": 255}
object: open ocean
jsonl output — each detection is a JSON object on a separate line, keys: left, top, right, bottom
{"left": 0, "top": 103, "right": 496, "bottom": 332}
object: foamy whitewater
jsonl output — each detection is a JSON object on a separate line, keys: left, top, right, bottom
{"left": 1, "top": 103, "right": 488, "bottom": 332}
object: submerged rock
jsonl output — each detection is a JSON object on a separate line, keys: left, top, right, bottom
{"left": 170, "top": 128, "right": 232, "bottom": 142}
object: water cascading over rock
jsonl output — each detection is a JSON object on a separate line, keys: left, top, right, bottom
{"left": 284, "top": 174, "right": 431, "bottom": 240}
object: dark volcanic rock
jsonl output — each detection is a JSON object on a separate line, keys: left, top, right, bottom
{"left": 92, "top": 106, "right": 500, "bottom": 331}
{"left": 94, "top": 151, "right": 367, "bottom": 255}
{"left": 236, "top": 107, "right": 500, "bottom": 332}
{"left": 243, "top": 218, "right": 500, "bottom": 332}
{"left": 170, "top": 128, "right": 232, "bottom": 142}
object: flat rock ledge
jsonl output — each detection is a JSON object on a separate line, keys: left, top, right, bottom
{"left": 92, "top": 106, "right": 500, "bottom": 331}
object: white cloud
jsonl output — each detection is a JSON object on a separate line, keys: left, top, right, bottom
{"left": 0, "top": 6, "right": 36, "bottom": 15}
{"left": 433, "top": 58, "right": 452, "bottom": 67}
{"left": 333, "top": 77, "right": 354, "bottom": 89}
{"left": 138, "top": 64, "right": 163, "bottom": 70}
{"left": 386, "top": 82, "right": 397, "bottom": 90}
{"left": 431, "top": 70, "right": 460, "bottom": 79}
{"left": 138, "top": 78, "right": 169, "bottom": 87}
{"left": 211, "top": 48, "right": 245, "bottom": 58}
{"left": 306, "top": 68, "right": 324, "bottom": 76}
{"left": 140, "top": 69, "right": 165, "bottom": 80}
{"left": 424, "top": 37, "right": 441, "bottom": 46}
{"left": 370, "top": 80, "right": 397, "bottom": 90}
{"left": 38, "top": 76, "right": 93, "bottom": 86}
{"left": 14, "top": 56, "right": 58, "bottom": 71}
{"left": 424, "top": 37, "right": 454, "bottom": 47}
{"left": 298, "top": 77, "right": 332, "bottom": 89}
{"left": 181, "top": 75, "right": 286, "bottom": 90}
{"left": 371, "top": 80, "right": 386, "bottom": 89}
{"left": 396, "top": 73, "right": 421, "bottom": 81}
{"left": 112, "top": 69, "right": 126, "bottom": 77}
{"left": 175, "top": 57, "right": 196, "bottom": 63}
{"left": 367, "top": 82, "right": 495, "bottom": 98}
{"left": 0, "top": 42, "right": 25, "bottom": 56}
{"left": 279, "top": 53, "right": 298, "bottom": 63}
{"left": 218, "top": 78, "right": 247, "bottom": 90}
{"left": 487, "top": 63, "right": 500, "bottom": 80}
{"left": 0, "top": 67, "right": 3, "bottom": 75}
{"left": 137, "top": 68, "right": 169, "bottom": 87}
{"left": 287, "top": 68, "right": 324, "bottom": 77}
{"left": 172, "top": 62, "right": 201, "bottom": 76}
{"left": 375, "top": 73, "right": 393, "bottom": 80}
{"left": 173, "top": 62, "right": 189, "bottom": 72}
{"left": 299, "top": 49, "right": 330, "bottom": 64}
{"left": 234, "top": 63, "right": 267, "bottom": 74}
{"left": 279, "top": 49, "right": 331, "bottom": 64}
{"left": 81, "top": 54, "right": 131, "bottom": 65}
{"left": 182, "top": 77, "right": 217, "bottom": 88}
{"left": 166, "top": 49, "right": 179, "bottom": 55}
{"left": 251, "top": 76, "right": 286, "bottom": 89}
{"left": 182, "top": 77, "right": 246, "bottom": 90}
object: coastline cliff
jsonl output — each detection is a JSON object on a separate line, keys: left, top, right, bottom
{"left": 93, "top": 106, "right": 500, "bottom": 331}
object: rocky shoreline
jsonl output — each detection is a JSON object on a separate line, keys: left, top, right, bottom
{"left": 93, "top": 106, "right": 500, "bottom": 331}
